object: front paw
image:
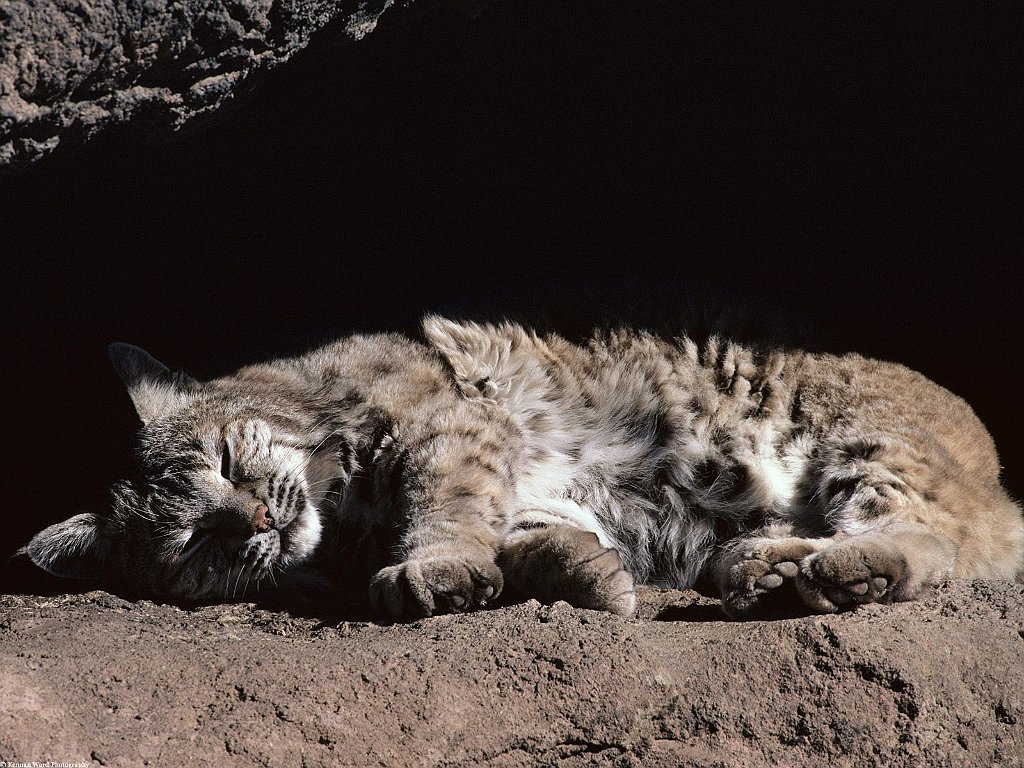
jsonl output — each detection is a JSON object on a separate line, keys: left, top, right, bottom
{"left": 499, "top": 526, "right": 637, "bottom": 617}
{"left": 369, "top": 555, "right": 503, "bottom": 620}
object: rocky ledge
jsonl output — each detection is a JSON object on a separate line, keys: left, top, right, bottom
{"left": 0, "top": 0, "right": 464, "bottom": 168}
{"left": 1, "top": 580, "right": 1021, "bottom": 766}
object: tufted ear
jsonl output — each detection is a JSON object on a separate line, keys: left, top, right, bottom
{"left": 421, "top": 316, "right": 506, "bottom": 395}
{"left": 22, "top": 512, "right": 111, "bottom": 580}
{"left": 107, "top": 343, "right": 195, "bottom": 424}
{"left": 421, "top": 315, "right": 547, "bottom": 403}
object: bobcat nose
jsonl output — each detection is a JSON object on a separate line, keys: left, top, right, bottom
{"left": 251, "top": 503, "right": 274, "bottom": 534}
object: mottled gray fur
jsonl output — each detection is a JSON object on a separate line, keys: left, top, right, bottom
{"left": 26, "top": 318, "right": 1024, "bottom": 619}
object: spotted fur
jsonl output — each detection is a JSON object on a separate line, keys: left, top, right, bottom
{"left": 25, "top": 318, "right": 1024, "bottom": 619}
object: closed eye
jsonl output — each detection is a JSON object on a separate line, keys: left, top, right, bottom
{"left": 220, "top": 442, "right": 233, "bottom": 482}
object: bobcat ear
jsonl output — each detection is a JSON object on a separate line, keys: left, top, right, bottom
{"left": 21, "top": 513, "right": 110, "bottom": 580}
{"left": 421, "top": 316, "right": 498, "bottom": 382}
{"left": 107, "top": 342, "right": 194, "bottom": 423}
{"left": 421, "top": 316, "right": 491, "bottom": 358}
{"left": 421, "top": 315, "right": 535, "bottom": 400}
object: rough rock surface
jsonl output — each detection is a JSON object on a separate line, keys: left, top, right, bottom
{"left": 0, "top": 0, "right": 436, "bottom": 167}
{"left": 2, "top": 581, "right": 1021, "bottom": 767}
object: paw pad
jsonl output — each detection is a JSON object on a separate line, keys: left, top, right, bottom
{"left": 369, "top": 556, "right": 503, "bottom": 619}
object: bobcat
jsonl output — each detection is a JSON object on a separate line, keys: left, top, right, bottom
{"left": 24, "top": 317, "right": 1024, "bottom": 619}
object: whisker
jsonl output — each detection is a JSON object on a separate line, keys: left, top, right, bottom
{"left": 297, "top": 429, "right": 343, "bottom": 474}
{"left": 304, "top": 478, "right": 344, "bottom": 491}
{"left": 232, "top": 565, "right": 245, "bottom": 600}
{"left": 297, "top": 415, "right": 334, "bottom": 437}
{"left": 153, "top": 528, "right": 188, "bottom": 542}
{"left": 153, "top": 468, "right": 196, "bottom": 480}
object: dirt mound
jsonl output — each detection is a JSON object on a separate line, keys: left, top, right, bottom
{"left": 1, "top": 581, "right": 1021, "bottom": 767}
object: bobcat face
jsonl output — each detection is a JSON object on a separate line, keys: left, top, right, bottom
{"left": 126, "top": 414, "right": 335, "bottom": 601}
{"left": 25, "top": 345, "right": 352, "bottom": 603}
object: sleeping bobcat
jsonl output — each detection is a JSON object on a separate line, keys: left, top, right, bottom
{"left": 25, "top": 317, "right": 1024, "bottom": 619}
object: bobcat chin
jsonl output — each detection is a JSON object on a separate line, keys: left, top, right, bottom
{"left": 25, "top": 317, "right": 1024, "bottom": 619}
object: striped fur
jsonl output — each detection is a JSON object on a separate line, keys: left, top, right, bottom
{"left": 25, "top": 318, "right": 1024, "bottom": 619}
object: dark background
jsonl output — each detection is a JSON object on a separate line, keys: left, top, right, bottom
{"left": 2, "top": 1, "right": 1021, "bottom": 594}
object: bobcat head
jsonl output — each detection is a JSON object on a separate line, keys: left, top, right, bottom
{"left": 24, "top": 344, "right": 357, "bottom": 602}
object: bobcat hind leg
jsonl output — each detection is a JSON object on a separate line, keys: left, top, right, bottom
{"left": 717, "top": 525, "right": 955, "bottom": 618}
{"left": 796, "top": 527, "right": 956, "bottom": 612}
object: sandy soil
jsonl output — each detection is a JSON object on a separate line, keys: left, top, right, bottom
{"left": 1, "top": 581, "right": 1021, "bottom": 767}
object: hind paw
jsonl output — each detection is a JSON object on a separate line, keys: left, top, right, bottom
{"left": 795, "top": 539, "right": 904, "bottom": 612}
{"left": 720, "top": 537, "right": 824, "bottom": 618}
